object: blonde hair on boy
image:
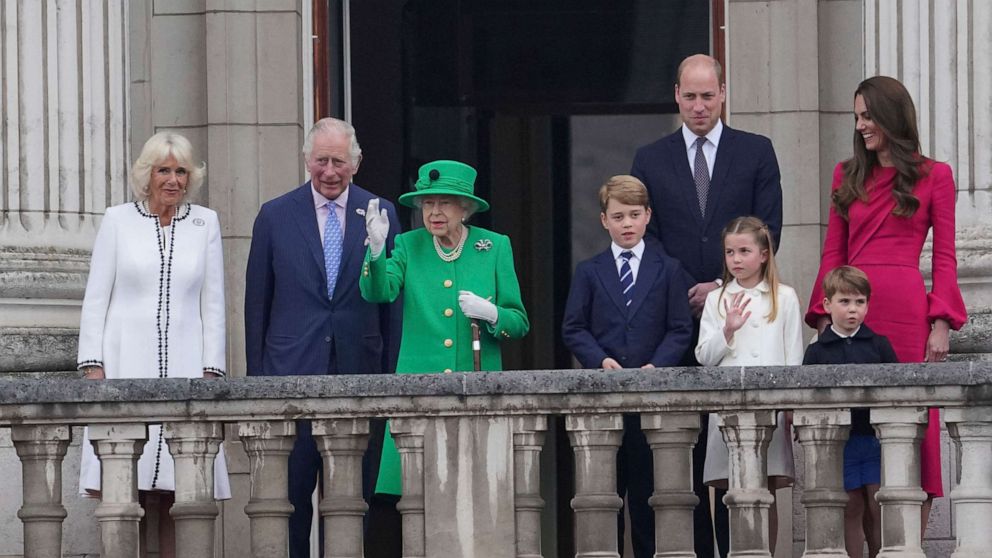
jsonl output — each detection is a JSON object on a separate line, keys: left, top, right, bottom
{"left": 823, "top": 265, "right": 872, "bottom": 300}
{"left": 598, "top": 175, "right": 650, "bottom": 212}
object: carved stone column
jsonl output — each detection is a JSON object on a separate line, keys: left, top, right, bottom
{"left": 640, "top": 412, "right": 699, "bottom": 558}
{"left": 566, "top": 414, "right": 624, "bottom": 558}
{"left": 88, "top": 423, "right": 147, "bottom": 558}
{"left": 162, "top": 421, "right": 223, "bottom": 558}
{"left": 873, "top": 408, "right": 928, "bottom": 558}
{"left": 944, "top": 407, "right": 992, "bottom": 558}
{"left": 11, "top": 425, "right": 71, "bottom": 558}
{"left": 312, "top": 418, "right": 370, "bottom": 558}
{"left": 0, "top": 0, "right": 129, "bottom": 372}
{"left": 392, "top": 417, "right": 429, "bottom": 558}
{"left": 238, "top": 420, "right": 296, "bottom": 558}
{"left": 794, "top": 410, "right": 850, "bottom": 558}
{"left": 511, "top": 415, "right": 548, "bottom": 558}
{"left": 719, "top": 410, "right": 776, "bottom": 558}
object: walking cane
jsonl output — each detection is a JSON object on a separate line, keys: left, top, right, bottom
{"left": 470, "top": 319, "right": 482, "bottom": 372}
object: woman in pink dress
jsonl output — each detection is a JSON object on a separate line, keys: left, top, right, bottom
{"left": 805, "top": 76, "right": 967, "bottom": 532}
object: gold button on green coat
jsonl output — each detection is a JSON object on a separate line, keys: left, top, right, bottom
{"left": 360, "top": 226, "right": 529, "bottom": 495}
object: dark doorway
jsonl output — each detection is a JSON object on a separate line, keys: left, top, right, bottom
{"left": 320, "top": 1, "right": 714, "bottom": 554}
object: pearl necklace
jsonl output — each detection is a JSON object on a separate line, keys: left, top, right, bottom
{"left": 434, "top": 227, "right": 468, "bottom": 262}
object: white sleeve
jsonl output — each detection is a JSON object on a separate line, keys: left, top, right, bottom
{"left": 781, "top": 287, "right": 805, "bottom": 366}
{"left": 76, "top": 210, "right": 118, "bottom": 368}
{"left": 695, "top": 290, "right": 731, "bottom": 366}
{"left": 199, "top": 210, "right": 227, "bottom": 375}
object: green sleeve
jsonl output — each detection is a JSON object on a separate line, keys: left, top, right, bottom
{"left": 360, "top": 234, "right": 407, "bottom": 304}
{"left": 486, "top": 234, "right": 530, "bottom": 340}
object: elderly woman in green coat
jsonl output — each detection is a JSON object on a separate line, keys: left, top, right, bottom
{"left": 361, "top": 159, "right": 529, "bottom": 497}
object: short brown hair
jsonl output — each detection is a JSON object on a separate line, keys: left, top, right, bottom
{"left": 822, "top": 266, "right": 872, "bottom": 300}
{"left": 598, "top": 175, "right": 649, "bottom": 212}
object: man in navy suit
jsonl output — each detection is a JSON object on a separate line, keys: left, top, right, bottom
{"left": 245, "top": 117, "right": 401, "bottom": 557}
{"left": 563, "top": 175, "right": 693, "bottom": 558}
{"left": 630, "top": 54, "right": 783, "bottom": 557}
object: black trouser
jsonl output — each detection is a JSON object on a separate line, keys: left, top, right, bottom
{"left": 617, "top": 414, "right": 655, "bottom": 557}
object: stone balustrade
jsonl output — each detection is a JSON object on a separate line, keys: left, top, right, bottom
{"left": 2, "top": 362, "right": 992, "bottom": 557}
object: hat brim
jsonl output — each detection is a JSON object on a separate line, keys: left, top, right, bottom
{"left": 398, "top": 189, "right": 490, "bottom": 212}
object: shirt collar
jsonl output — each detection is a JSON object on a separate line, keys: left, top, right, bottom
{"left": 312, "top": 182, "right": 349, "bottom": 210}
{"left": 724, "top": 278, "right": 770, "bottom": 294}
{"left": 681, "top": 119, "right": 724, "bottom": 151}
{"left": 611, "top": 240, "right": 645, "bottom": 261}
{"left": 830, "top": 325, "right": 862, "bottom": 339}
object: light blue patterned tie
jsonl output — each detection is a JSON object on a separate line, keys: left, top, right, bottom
{"left": 620, "top": 251, "right": 634, "bottom": 307}
{"left": 323, "top": 201, "right": 343, "bottom": 299}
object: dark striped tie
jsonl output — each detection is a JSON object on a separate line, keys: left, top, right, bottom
{"left": 620, "top": 251, "right": 634, "bottom": 307}
{"left": 694, "top": 136, "right": 710, "bottom": 217}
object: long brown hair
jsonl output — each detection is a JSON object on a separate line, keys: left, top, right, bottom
{"left": 834, "top": 76, "right": 925, "bottom": 219}
{"left": 718, "top": 216, "right": 781, "bottom": 322}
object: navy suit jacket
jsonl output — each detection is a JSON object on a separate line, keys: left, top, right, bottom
{"left": 245, "top": 182, "right": 401, "bottom": 376}
{"left": 631, "top": 125, "right": 782, "bottom": 284}
{"left": 562, "top": 243, "right": 693, "bottom": 368}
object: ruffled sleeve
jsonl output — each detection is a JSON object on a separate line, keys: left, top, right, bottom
{"left": 925, "top": 162, "right": 967, "bottom": 329}
{"left": 805, "top": 163, "right": 849, "bottom": 327}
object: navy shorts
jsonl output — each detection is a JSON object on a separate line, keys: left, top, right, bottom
{"left": 844, "top": 434, "right": 881, "bottom": 491}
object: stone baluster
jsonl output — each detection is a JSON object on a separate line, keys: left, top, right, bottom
{"left": 162, "top": 422, "right": 224, "bottom": 558}
{"left": 872, "top": 408, "right": 927, "bottom": 558}
{"left": 640, "top": 412, "right": 700, "bottom": 558}
{"left": 10, "top": 425, "right": 71, "bottom": 558}
{"left": 719, "top": 410, "right": 776, "bottom": 558}
{"left": 945, "top": 407, "right": 992, "bottom": 558}
{"left": 312, "top": 419, "right": 370, "bottom": 558}
{"left": 392, "top": 417, "right": 429, "bottom": 558}
{"left": 511, "top": 415, "right": 548, "bottom": 558}
{"left": 238, "top": 421, "right": 297, "bottom": 558}
{"left": 793, "top": 410, "right": 850, "bottom": 558}
{"left": 566, "top": 414, "right": 624, "bottom": 558}
{"left": 88, "top": 423, "right": 147, "bottom": 558}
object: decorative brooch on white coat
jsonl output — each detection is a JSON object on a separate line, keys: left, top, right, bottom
{"left": 474, "top": 239, "right": 493, "bottom": 252}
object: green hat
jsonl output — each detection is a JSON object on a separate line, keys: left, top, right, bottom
{"left": 398, "top": 160, "right": 490, "bottom": 212}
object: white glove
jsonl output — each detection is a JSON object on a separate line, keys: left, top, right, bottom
{"left": 458, "top": 290, "right": 498, "bottom": 324}
{"left": 365, "top": 198, "right": 389, "bottom": 259}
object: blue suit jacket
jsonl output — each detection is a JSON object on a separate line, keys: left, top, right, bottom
{"left": 562, "top": 243, "right": 693, "bottom": 368}
{"left": 245, "top": 182, "right": 401, "bottom": 376}
{"left": 631, "top": 125, "right": 782, "bottom": 284}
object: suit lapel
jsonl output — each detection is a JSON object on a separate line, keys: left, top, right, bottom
{"left": 627, "top": 247, "right": 660, "bottom": 319}
{"left": 667, "top": 132, "right": 705, "bottom": 227}
{"left": 337, "top": 186, "right": 367, "bottom": 294}
{"left": 593, "top": 251, "right": 627, "bottom": 316}
{"left": 292, "top": 182, "right": 326, "bottom": 279}
{"left": 705, "top": 125, "right": 736, "bottom": 230}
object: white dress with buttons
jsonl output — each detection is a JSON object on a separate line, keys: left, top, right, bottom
{"left": 76, "top": 202, "right": 231, "bottom": 498}
{"left": 695, "top": 280, "right": 804, "bottom": 486}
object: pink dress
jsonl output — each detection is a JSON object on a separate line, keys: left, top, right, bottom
{"left": 806, "top": 161, "right": 968, "bottom": 497}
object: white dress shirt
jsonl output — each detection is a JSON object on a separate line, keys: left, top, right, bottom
{"left": 312, "top": 183, "right": 349, "bottom": 245}
{"left": 682, "top": 119, "right": 724, "bottom": 179}
{"left": 610, "top": 240, "right": 645, "bottom": 282}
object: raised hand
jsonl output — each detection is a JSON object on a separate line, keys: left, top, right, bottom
{"left": 722, "top": 291, "right": 752, "bottom": 343}
{"left": 365, "top": 198, "right": 389, "bottom": 258}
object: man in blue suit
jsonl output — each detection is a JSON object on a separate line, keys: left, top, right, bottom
{"left": 245, "top": 117, "right": 401, "bottom": 557}
{"left": 630, "top": 54, "right": 783, "bottom": 557}
{"left": 563, "top": 175, "right": 693, "bottom": 558}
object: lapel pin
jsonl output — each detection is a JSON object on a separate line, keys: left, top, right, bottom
{"left": 356, "top": 208, "right": 366, "bottom": 216}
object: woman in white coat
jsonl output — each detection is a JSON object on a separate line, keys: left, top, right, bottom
{"left": 76, "top": 132, "right": 230, "bottom": 556}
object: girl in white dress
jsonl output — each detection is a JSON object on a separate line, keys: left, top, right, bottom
{"left": 77, "top": 132, "right": 230, "bottom": 557}
{"left": 695, "top": 216, "right": 804, "bottom": 554}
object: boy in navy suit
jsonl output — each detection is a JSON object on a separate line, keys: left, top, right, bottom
{"left": 803, "top": 266, "right": 898, "bottom": 558}
{"left": 562, "top": 175, "right": 693, "bottom": 557}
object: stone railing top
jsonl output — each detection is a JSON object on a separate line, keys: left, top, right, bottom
{"left": 1, "top": 362, "right": 991, "bottom": 424}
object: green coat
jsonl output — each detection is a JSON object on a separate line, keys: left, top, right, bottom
{"left": 360, "top": 226, "right": 529, "bottom": 494}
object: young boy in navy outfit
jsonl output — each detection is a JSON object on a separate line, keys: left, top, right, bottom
{"left": 562, "top": 175, "right": 693, "bottom": 557}
{"left": 803, "top": 265, "right": 898, "bottom": 558}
